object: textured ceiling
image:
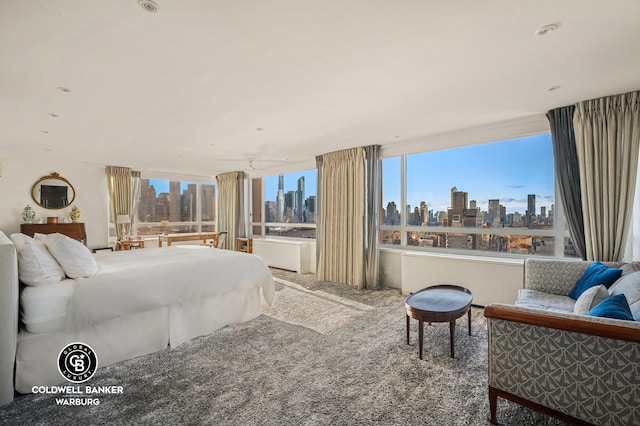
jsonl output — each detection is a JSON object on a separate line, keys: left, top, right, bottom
{"left": 1, "top": 0, "right": 639, "bottom": 177}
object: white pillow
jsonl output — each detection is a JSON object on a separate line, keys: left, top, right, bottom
{"left": 44, "top": 233, "right": 98, "bottom": 278}
{"left": 15, "top": 238, "right": 66, "bottom": 286}
{"left": 9, "top": 233, "right": 32, "bottom": 251}
{"left": 33, "top": 232, "right": 48, "bottom": 242}
{"left": 574, "top": 284, "right": 609, "bottom": 315}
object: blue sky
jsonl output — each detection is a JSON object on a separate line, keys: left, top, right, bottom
{"left": 384, "top": 134, "right": 554, "bottom": 214}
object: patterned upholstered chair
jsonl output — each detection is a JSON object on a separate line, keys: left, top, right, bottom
{"left": 485, "top": 258, "right": 640, "bottom": 425}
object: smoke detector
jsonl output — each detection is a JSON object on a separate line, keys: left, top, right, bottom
{"left": 138, "top": 0, "right": 159, "bottom": 13}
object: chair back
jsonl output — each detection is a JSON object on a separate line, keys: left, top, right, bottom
{"left": 216, "top": 231, "right": 227, "bottom": 249}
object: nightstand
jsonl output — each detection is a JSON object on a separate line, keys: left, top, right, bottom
{"left": 118, "top": 238, "right": 145, "bottom": 250}
{"left": 237, "top": 237, "right": 252, "bottom": 253}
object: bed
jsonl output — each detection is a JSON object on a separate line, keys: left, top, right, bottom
{"left": 0, "top": 230, "right": 274, "bottom": 403}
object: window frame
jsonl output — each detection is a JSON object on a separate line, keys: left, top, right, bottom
{"left": 380, "top": 134, "right": 571, "bottom": 259}
{"left": 133, "top": 175, "right": 217, "bottom": 237}
{"left": 250, "top": 170, "right": 317, "bottom": 239}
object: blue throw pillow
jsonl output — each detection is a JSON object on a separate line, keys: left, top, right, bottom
{"left": 587, "top": 294, "right": 634, "bottom": 321}
{"left": 568, "top": 261, "right": 622, "bottom": 300}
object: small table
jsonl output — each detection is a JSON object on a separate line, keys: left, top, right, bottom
{"left": 158, "top": 232, "right": 218, "bottom": 247}
{"left": 237, "top": 237, "right": 253, "bottom": 253}
{"left": 405, "top": 285, "right": 473, "bottom": 359}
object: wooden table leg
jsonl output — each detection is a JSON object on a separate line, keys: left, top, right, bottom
{"left": 467, "top": 308, "right": 472, "bottom": 336}
{"left": 449, "top": 320, "right": 455, "bottom": 358}
{"left": 418, "top": 319, "right": 424, "bottom": 360}
{"left": 406, "top": 315, "right": 410, "bottom": 345}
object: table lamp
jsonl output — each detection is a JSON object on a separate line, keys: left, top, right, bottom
{"left": 116, "top": 214, "right": 131, "bottom": 242}
{"left": 160, "top": 220, "right": 169, "bottom": 235}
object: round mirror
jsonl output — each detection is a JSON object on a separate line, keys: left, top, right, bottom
{"left": 31, "top": 172, "right": 76, "bottom": 209}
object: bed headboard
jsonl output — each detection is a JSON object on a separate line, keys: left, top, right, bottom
{"left": 0, "top": 232, "right": 18, "bottom": 406}
{"left": 20, "top": 223, "right": 87, "bottom": 245}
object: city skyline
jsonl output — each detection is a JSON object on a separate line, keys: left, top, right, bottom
{"left": 147, "top": 133, "right": 553, "bottom": 221}
{"left": 383, "top": 134, "right": 554, "bottom": 215}
{"left": 265, "top": 173, "right": 316, "bottom": 224}
{"left": 264, "top": 170, "right": 317, "bottom": 202}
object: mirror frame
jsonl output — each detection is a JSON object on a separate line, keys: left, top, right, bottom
{"left": 31, "top": 172, "right": 76, "bottom": 210}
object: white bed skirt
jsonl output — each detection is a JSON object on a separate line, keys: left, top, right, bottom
{"left": 15, "top": 287, "right": 263, "bottom": 393}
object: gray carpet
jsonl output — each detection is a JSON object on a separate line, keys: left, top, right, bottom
{"left": 0, "top": 269, "right": 565, "bottom": 425}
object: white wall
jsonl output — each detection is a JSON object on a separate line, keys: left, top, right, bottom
{"left": 380, "top": 248, "right": 525, "bottom": 306}
{"left": 0, "top": 157, "right": 109, "bottom": 249}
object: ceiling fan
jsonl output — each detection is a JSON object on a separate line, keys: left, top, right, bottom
{"left": 209, "top": 157, "right": 287, "bottom": 174}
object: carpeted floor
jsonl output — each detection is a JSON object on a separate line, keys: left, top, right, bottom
{"left": 0, "top": 269, "right": 566, "bottom": 425}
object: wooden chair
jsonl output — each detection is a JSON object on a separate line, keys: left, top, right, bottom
{"left": 215, "top": 231, "right": 227, "bottom": 249}
{"left": 201, "top": 231, "right": 227, "bottom": 249}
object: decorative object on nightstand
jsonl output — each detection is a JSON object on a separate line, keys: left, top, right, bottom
{"left": 69, "top": 205, "right": 81, "bottom": 223}
{"left": 21, "top": 205, "right": 36, "bottom": 224}
{"left": 116, "top": 214, "right": 131, "bottom": 242}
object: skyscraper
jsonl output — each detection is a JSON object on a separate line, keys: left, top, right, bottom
{"left": 488, "top": 199, "right": 500, "bottom": 226}
{"left": 169, "top": 181, "right": 181, "bottom": 222}
{"left": 450, "top": 187, "right": 468, "bottom": 212}
{"left": 276, "top": 174, "right": 285, "bottom": 222}
{"left": 285, "top": 191, "right": 296, "bottom": 219}
{"left": 448, "top": 187, "right": 468, "bottom": 226}
{"left": 527, "top": 194, "right": 536, "bottom": 225}
{"left": 527, "top": 194, "right": 536, "bottom": 216}
{"left": 296, "top": 176, "right": 305, "bottom": 222}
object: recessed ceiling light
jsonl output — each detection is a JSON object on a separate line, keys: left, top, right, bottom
{"left": 535, "top": 23, "right": 559, "bottom": 36}
{"left": 57, "top": 86, "right": 71, "bottom": 93}
{"left": 138, "top": 0, "right": 159, "bottom": 13}
{"left": 547, "top": 85, "right": 561, "bottom": 92}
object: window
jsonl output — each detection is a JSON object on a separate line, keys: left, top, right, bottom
{"left": 200, "top": 183, "right": 216, "bottom": 232}
{"left": 380, "top": 134, "right": 576, "bottom": 257}
{"left": 251, "top": 169, "right": 317, "bottom": 239}
{"left": 135, "top": 178, "right": 216, "bottom": 236}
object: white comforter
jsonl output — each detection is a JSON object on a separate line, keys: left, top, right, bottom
{"left": 65, "top": 246, "right": 274, "bottom": 331}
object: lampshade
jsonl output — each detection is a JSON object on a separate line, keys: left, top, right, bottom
{"left": 116, "top": 214, "right": 131, "bottom": 224}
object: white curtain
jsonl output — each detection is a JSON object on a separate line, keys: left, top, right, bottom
{"left": 106, "top": 166, "right": 140, "bottom": 240}
{"left": 216, "top": 171, "right": 246, "bottom": 250}
{"left": 573, "top": 90, "right": 640, "bottom": 261}
{"left": 316, "top": 147, "right": 366, "bottom": 288}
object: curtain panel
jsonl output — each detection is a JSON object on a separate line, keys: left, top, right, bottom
{"left": 573, "top": 90, "right": 640, "bottom": 261}
{"left": 364, "top": 145, "right": 381, "bottom": 289}
{"left": 546, "top": 106, "right": 586, "bottom": 259}
{"left": 106, "top": 166, "right": 140, "bottom": 240}
{"left": 216, "top": 171, "right": 246, "bottom": 250}
{"left": 316, "top": 147, "right": 366, "bottom": 288}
